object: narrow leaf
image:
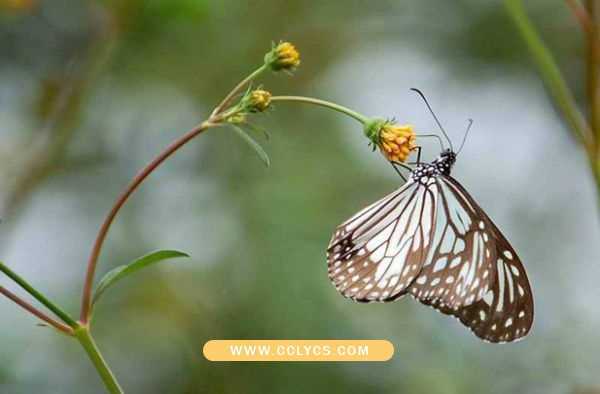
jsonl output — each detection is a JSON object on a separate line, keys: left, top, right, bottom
{"left": 231, "top": 125, "right": 271, "bottom": 167}
{"left": 245, "top": 122, "right": 271, "bottom": 140}
{"left": 92, "top": 250, "right": 189, "bottom": 305}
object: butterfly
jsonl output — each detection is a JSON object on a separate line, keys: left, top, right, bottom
{"left": 326, "top": 90, "right": 533, "bottom": 343}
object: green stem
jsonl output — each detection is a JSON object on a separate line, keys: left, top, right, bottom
{"left": 211, "top": 65, "right": 267, "bottom": 117}
{"left": 0, "top": 261, "right": 77, "bottom": 327}
{"left": 74, "top": 325, "right": 123, "bottom": 394}
{"left": 270, "top": 95, "right": 370, "bottom": 124}
{"left": 504, "top": 0, "right": 593, "bottom": 150}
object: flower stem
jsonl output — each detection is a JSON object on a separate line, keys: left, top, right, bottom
{"left": 0, "top": 286, "right": 73, "bottom": 335}
{"left": 80, "top": 63, "right": 270, "bottom": 323}
{"left": 211, "top": 65, "right": 267, "bottom": 117}
{"left": 505, "top": 0, "right": 600, "bottom": 207}
{"left": 566, "top": 0, "right": 595, "bottom": 35}
{"left": 585, "top": 0, "right": 600, "bottom": 144}
{"left": 0, "top": 261, "right": 77, "bottom": 327}
{"left": 79, "top": 120, "right": 215, "bottom": 323}
{"left": 586, "top": 0, "right": 600, "bottom": 203}
{"left": 270, "top": 95, "right": 370, "bottom": 124}
{"left": 504, "top": 0, "right": 593, "bottom": 149}
{"left": 74, "top": 325, "right": 123, "bottom": 394}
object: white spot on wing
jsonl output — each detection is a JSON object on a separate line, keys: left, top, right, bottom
{"left": 483, "top": 291, "right": 494, "bottom": 305}
{"left": 433, "top": 258, "right": 447, "bottom": 272}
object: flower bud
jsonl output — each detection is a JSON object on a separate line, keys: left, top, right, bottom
{"left": 264, "top": 42, "right": 300, "bottom": 71}
{"left": 245, "top": 89, "right": 272, "bottom": 112}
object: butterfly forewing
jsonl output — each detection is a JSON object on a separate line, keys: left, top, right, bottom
{"left": 327, "top": 180, "right": 438, "bottom": 302}
{"left": 407, "top": 175, "right": 533, "bottom": 342}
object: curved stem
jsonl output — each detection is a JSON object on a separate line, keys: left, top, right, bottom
{"left": 211, "top": 65, "right": 267, "bottom": 117}
{"left": 0, "top": 286, "right": 73, "bottom": 335}
{"left": 505, "top": 0, "right": 600, "bottom": 207}
{"left": 505, "top": 0, "right": 593, "bottom": 149}
{"left": 270, "top": 95, "right": 370, "bottom": 124}
{"left": 586, "top": 0, "right": 600, "bottom": 206}
{"left": 79, "top": 121, "right": 214, "bottom": 323}
{"left": 566, "top": 0, "right": 594, "bottom": 36}
{"left": 80, "top": 61, "right": 268, "bottom": 323}
{"left": 586, "top": 0, "right": 600, "bottom": 143}
{"left": 0, "top": 261, "right": 77, "bottom": 327}
{"left": 74, "top": 325, "right": 123, "bottom": 394}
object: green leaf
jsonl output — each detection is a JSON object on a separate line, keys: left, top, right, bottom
{"left": 92, "top": 250, "right": 189, "bottom": 306}
{"left": 231, "top": 125, "right": 271, "bottom": 167}
{"left": 244, "top": 122, "right": 271, "bottom": 140}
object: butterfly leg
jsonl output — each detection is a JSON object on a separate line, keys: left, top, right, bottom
{"left": 390, "top": 161, "right": 413, "bottom": 182}
{"left": 389, "top": 162, "right": 406, "bottom": 181}
{"left": 413, "top": 146, "right": 422, "bottom": 164}
{"left": 406, "top": 146, "right": 422, "bottom": 165}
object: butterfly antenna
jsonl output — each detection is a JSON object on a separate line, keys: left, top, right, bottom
{"left": 457, "top": 118, "right": 473, "bottom": 155}
{"left": 415, "top": 133, "right": 445, "bottom": 151}
{"left": 410, "top": 88, "right": 453, "bottom": 152}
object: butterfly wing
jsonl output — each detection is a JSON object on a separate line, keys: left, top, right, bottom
{"left": 327, "top": 179, "right": 439, "bottom": 302}
{"left": 409, "top": 175, "right": 534, "bottom": 343}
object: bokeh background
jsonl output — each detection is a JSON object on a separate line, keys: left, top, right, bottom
{"left": 1, "top": 1, "right": 599, "bottom": 393}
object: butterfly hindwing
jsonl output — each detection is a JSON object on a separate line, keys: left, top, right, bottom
{"left": 443, "top": 176, "right": 533, "bottom": 342}
{"left": 409, "top": 175, "right": 533, "bottom": 342}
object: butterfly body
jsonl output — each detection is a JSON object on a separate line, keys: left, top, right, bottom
{"left": 327, "top": 149, "right": 533, "bottom": 343}
{"left": 411, "top": 149, "right": 455, "bottom": 182}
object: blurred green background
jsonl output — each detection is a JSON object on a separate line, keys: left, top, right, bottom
{"left": 1, "top": 1, "right": 599, "bottom": 393}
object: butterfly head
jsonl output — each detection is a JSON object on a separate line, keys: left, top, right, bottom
{"left": 433, "top": 149, "right": 456, "bottom": 175}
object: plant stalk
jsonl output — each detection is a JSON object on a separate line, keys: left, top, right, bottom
{"left": 586, "top": 0, "right": 600, "bottom": 144}
{"left": 505, "top": 0, "right": 600, "bottom": 205}
{"left": 80, "top": 62, "right": 267, "bottom": 323}
{"left": 270, "top": 95, "right": 370, "bottom": 124}
{"left": 0, "top": 261, "right": 77, "bottom": 327}
{"left": 0, "top": 286, "right": 73, "bottom": 335}
{"left": 74, "top": 325, "right": 123, "bottom": 394}
{"left": 566, "top": 0, "right": 595, "bottom": 35}
{"left": 79, "top": 120, "right": 215, "bottom": 323}
{"left": 588, "top": 0, "right": 600, "bottom": 204}
{"left": 504, "top": 0, "right": 593, "bottom": 149}
{"left": 211, "top": 65, "right": 267, "bottom": 117}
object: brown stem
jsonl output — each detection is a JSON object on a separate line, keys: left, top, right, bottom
{"left": 586, "top": 0, "right": 600, "bottom": 143}
{"left": 79, "top": 120, "right": 215, "bottom": 323}
{"left": 80, "top": 60, "right": 263, "bottom": 323}
{"left": 0, "top": 286, "right": 74, "bottom": 335}
{"left": 584, "top": 1, "right": 600, "bottom": 206}
{"left": 567, "top": 0, "right": 595, "bottom": 35}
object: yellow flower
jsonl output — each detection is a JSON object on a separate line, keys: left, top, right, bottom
{"left": 246, "top": 89, "right": 272, "bottom": 112}
{"left": 377, "top": 123, "right": 416, "bottom": 163}
{"left": 265, "top": 42, "right": 300, "bottom": 71}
